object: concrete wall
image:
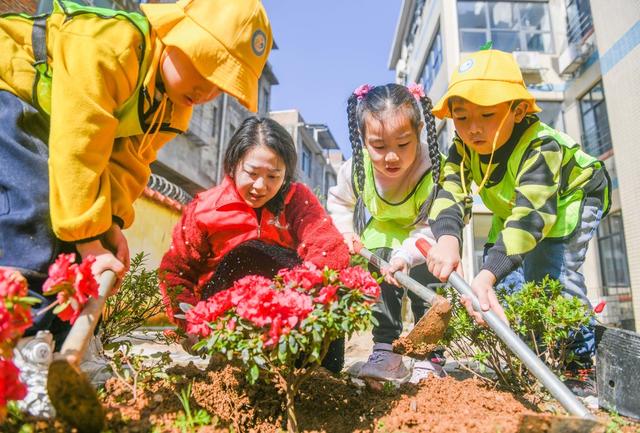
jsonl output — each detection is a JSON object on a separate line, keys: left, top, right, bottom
{"left": 590, "top": 0, "right": 640, "bottom": 330}
{"left": 124, "top": 196, "right": 181, "bottom": 269}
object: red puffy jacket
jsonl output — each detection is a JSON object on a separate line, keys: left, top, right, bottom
{"left": 159, "top": 176, "right": 350, "bottom": 326}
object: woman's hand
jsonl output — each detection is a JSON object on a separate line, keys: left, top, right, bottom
{"left": 381, "top": 256, "right": 409, "bottom": 287}
{"left": 460, "top": 269, "right": 508, "bottom": 326}
{"left": 343, "top": 232, "right": 363, "bottom": 255}
{"left": 426, "top": 235, "right": 463, "bottom": 282}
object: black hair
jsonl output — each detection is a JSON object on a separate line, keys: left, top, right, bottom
{"left": 346, "top": 83, "right": 441, "bottom": 234}
{"left": 223, "top": 116, "right": 297, "bottom": 216}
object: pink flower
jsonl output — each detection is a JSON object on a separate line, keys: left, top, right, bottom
{"left": 315, "top": 285, "right": 339, "bottom": 305}
{"left": 354, "top": 84, "right": 373, "bottom": 101}
{"left": 339, "top": 267, "right": 381, "bottom": 300}
{"left": 42, "top": 254, "right": 99, "bottom": 325}
{"left": 277, "top": 263, "right": 324, "bottom": 290}
{"left": 0, "top": 269, "right": 28, "bottom": 298}
{"left": 407, "top": 83, "right": 425, "bottom": 101}
{"left": 0, "top": 357, "right": 27, "bottom": 408}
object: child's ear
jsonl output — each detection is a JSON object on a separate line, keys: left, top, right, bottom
{"left": 514, "top": 101, "right": 529, "bottom": 123}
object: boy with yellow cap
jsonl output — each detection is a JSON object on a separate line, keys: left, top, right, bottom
{"left": 423, "top": 49, "right": 610, "bottom": 391}
{"left": 0, "top": 0, "right": 272, "bottom": 416}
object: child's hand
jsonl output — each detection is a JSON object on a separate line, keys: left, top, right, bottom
{"left": 76, "top": 239, "right": 126, "bottom": 293}
{"left": 381, "top": 257, "right": 409, "bottom": 287}
{"left": 426, "top": 235, "right": 463, "bottom": 282}
{"left": 103, "top": 224, "right": 130, "bottom": 274}
{"left": 343, "top": 232, "right": 363, "bottom": 255}
{"left": 460, "top": 270, "right": 508, "bottom": 326}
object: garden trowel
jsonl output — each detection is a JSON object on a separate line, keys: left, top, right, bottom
{"left": 47, "top": 270, "right": 117, "bottom": 433}
{"left": 414, "top": 238, "right": 604, "bottom": 432}
{"left": 357, "top": 247, "right": 452, "bottom": 360}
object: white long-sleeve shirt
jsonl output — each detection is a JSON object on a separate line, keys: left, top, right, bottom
{"left": 327, "top": 141, "right": 435, "bottom": 268}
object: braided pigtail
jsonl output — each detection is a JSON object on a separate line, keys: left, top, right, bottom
{"left": 347, "top": 93, "right": 367, "bottom": 235}
{"left": 412, "top": 94, "right": 441, "bottom": 225}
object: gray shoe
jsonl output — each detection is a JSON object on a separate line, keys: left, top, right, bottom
{"left": 409, "top": 359, "right": 447, "bottom": 384}
{"left": 358, "top": 343, "right": 411, "bottom": 384}
{"left": 80, "top": 335, "right": 112, "bottom": 387}
{"left": 13, "top": 331, "right": 56, "bottom": 418}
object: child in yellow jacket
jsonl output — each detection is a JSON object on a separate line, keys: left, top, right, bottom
{"left": 0, "top": 0, "right": 272, "bottom": 416}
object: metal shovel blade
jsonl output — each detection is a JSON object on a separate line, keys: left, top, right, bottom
{"left": 47, "top": 358, "right": 105, "bottom": 433}
{"left": 393, "top": 296, "right": 452, "bottom": 359}
{"left": 518, "top": 414, "right": 605, "bottom": 433}
{"left": 357, "top": 247, "right": 451, "bottom": 359}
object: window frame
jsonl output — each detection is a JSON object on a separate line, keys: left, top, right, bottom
{"left": 579, "top": 80, "right": 612, "bottom": 157}
{"left": 597, "top": 212, "right": 631, "bottom": 294}
{"left": 457, "top": 1, "right": 554, "bottom": 53}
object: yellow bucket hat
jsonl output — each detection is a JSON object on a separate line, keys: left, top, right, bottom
{"left": 141, "top": 0, "right": 272, "bottom": 112}
{"left": 432, "top": 49, "right": 541, "bottom": 119}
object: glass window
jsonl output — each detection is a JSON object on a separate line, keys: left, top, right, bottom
{"left": 301, "top": 145, "right": 312, "bottom": 177}
{"left": 421, "top": 28, "right": 443, "bottom": 91}
{"left": 457, "top": 1, "right": 553, "bottom": 53}
{"left": 597, "top": 212, "right": 631, "bottom": 294}
{"left": 579, "top": 81, "right": 612, "bottom": 157}
{"left": 566, "top": 0, "right": 593, "bottom": 44}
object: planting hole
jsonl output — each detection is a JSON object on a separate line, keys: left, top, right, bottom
{"left": 609, "top": 380, "right": 615, "bottom": 388}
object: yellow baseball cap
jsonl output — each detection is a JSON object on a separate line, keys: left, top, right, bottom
{"left": 141, "top": 0, "right": 273, "bottom": 112}
{"left": 432, "top": 49, "right": 541, "bottom": 119}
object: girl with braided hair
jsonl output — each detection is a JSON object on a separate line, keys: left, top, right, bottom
{"left": 327, "top": 83, "right": 445, "bottom": 384}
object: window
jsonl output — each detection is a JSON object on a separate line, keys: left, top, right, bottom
{"left": 457, "top": 1, "right": 553, "bottom": 53}
{"left": 211, "top": 106, "right": 219, "bottom": 138}
{"left": 421, "top": 28, "right": 443, "bottom": 92}
{"left": 566, "top": 0, "right": 593, "bottom": 44}
{"left": 579, "top": 81, "right": 612, "bottom": 157}
{"left": 597, "top": 212, "right": 631, "bottom": 294}
{"left": 301, "top": 145, "right": 312, "bottom": 177}
{"left": 259, "top": 86, "right": 270, "bottom": 115}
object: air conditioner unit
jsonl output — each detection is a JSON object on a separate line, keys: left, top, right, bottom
{"left": 513, "top": 51, "right": 543, "bottom": 72}
{"left": 513, "top": 51, "right": 544, "bottom": 84}
{"left": 558, "top": 41, "right": 595, "bottom": 76}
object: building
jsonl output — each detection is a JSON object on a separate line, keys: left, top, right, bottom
{"left": 269, "top": 110, "right": 341, "bottom": 204}
{"left": 389, "top": 0, "right": 638, "bottom": 330}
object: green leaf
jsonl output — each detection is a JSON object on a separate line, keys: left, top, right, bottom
{"left": 52, "top": 300, "right": 71, "bottom": 315}
{"left": 249, "top": 364, "right": 259, "bottom": 383}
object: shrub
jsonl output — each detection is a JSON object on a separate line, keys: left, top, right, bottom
{"left": 100, "top": 253, "right": 164, "bottom": 345}
{"left": 186, "top": 263, "right": 380, "bottom": 433}
{"left": 441, "top": 276, "right": 593, "bottom": 395}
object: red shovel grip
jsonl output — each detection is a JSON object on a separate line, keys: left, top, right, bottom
{"left": 415, "top": 238, "right": 432, "bottom": 258}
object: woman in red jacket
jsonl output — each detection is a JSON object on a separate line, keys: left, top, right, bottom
{"left": 159, "top": 116, "right": 350, "bottom": 372}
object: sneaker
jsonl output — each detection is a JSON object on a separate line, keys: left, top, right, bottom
{"left": 80, "top": 335, "right": 112, "bottom": 387}
{"left": 409, "top": 359, "right": 447, "bottom": 384}
{"left": 12, "top": 331, "right": 56, "bottom": 418}
{"left": 563, "top": 368, "right": 597, "bottom": 398}
{"left": 358, "top": 343, "right": 411, "bottom": 384}
{"left": 429, "top": 348, "right": 447, "bottom": 367}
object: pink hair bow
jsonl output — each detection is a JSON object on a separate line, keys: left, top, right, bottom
{"left": 354, "top": 84, "right": 373, "bottom": 101}
{"left": 407, "top": 83, "right": 425, "bottom": 101}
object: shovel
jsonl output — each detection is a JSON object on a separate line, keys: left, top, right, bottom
{"left": 358, "top": 247, "right": 452, "bottom": 360}
{"left": 415, "top": 239, "right": 604, "bottom": 432}
{"left": 47, "top": 270, "right": 116, "bottom": 433}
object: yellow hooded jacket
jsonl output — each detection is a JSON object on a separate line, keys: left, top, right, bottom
{"left": 0, "top": 3, "right": 192, "bottom": 242}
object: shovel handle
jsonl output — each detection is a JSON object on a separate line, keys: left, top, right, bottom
{"left": 358, "top": 247, "right": 439, "bottom": 305}
{"left": 415, "top": 238, "right": 593, "bottom": 419}
{"left": 59, "top": 270, "right": 117, "bottom": 361}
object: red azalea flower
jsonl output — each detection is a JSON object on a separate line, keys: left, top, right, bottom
{"left": 42, "top": 254, "right": 99, "bottom": 324}
{"left": 0, "top": 302, "right": 33, "bottom": 358}
{"left": 315, "top": 285, "right": 339, "bottom": 304}
{"left": 339, "top": 267, "right": 380, "bottom": 299}
{"left": 0, "top": 358, "right": 27, "bottom": 406}
{"left": 277, "top": 263, "right": 324, "bottom": 290}
{"left": 0, "top": 269, "right": 28, "bottom": 298}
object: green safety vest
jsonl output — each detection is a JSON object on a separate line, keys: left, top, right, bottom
{"left": 355, "top": 150, "right": 438, "bottom": 250}
{"left": 27, "top": 0, "right": 153, "bottom": 138}
{"left": 465, "top": 121, "right": 610, "bottom": 243}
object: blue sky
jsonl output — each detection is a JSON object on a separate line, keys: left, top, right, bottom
{"left": 261, "top": 0, "right": 400, "bottom": 158}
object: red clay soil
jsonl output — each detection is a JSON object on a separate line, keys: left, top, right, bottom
{"left": 5, "top": 357, "right": 639, "bottom": 433}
